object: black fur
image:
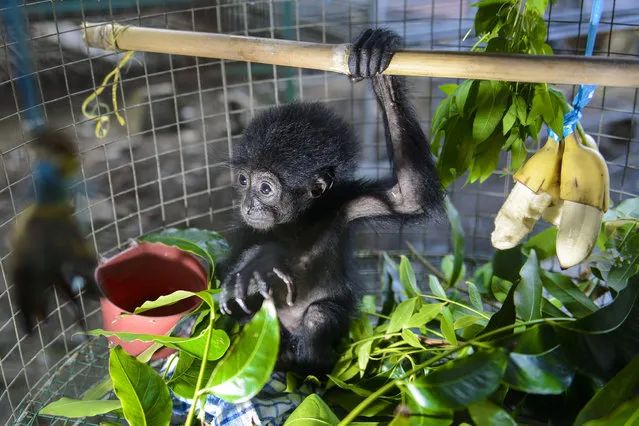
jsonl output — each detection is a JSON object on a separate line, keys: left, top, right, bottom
{"left": 218, "top": 28, "right": 445, "bottom": 376}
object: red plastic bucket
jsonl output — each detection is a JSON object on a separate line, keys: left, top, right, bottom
{"left": 96, "top": 241, "right": 208, "bottom": 359}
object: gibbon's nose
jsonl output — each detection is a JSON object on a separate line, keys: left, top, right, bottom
{"left": 242, "top": 198, "right": 255, "bottom": 216}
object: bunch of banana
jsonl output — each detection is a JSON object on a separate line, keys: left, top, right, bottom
{"left": 491, "top": 131, "right": 610, "bottom": 269}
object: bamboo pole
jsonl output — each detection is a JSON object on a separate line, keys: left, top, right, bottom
{"left": 82, "top": 22, "right": 639, "bottom": 88}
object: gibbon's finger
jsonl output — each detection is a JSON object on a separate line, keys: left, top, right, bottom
{"left": 219, "top": 285, "right": 233, "bottom": 315}
{"left": 272, "top": 267, "right": 295, "bottom": 306}
{"left": 348, "top": 28, "right": 373, "bottom": 80}
{"left": 360, "top": 29, "right": 379, "bottom": 77}
{"left": 234, "top": 273, "right": 251, "bottom": 314}
{"left": 253, "top": 271, "right": 270, "bottom": 300}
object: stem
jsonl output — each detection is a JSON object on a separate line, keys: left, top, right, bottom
{"left": 338, "top": 344, "right": 469, "bottom": 425}
{"left": 405, "top": 242, "right": 447, "bottom": 282}
{"left": 405, "top": 242, "right": 502, "bottom": 310}
{"left": 338, "top": 317, "right": 575, "bottom": 425}
{"left": 421, "top": 294, "right": 491, "bottom": 320}
{"left": 184, "top": 312, "right": 215, "bottom": 426}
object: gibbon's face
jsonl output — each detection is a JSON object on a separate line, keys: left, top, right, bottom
{"left": 233, "top": 167, "right": 332, "bottom": 230}
{"left": 234, "top": 169, "right": 292, "bottom": 230}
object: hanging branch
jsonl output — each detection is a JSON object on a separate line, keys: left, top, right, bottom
{"left": 81, "top": 21, "right": 639, "bottom": 88}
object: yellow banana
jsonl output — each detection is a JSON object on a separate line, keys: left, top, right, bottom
{"left": 491, "top": 137, "right": 563, "bottom": 250}
{"left": 559, "top": 133, "right": 609, "bottom": 211}
{"left": 542, "top": 198, "right": 563, "bottom": 227}
{"left": 556, "top": 132, "right": 610, "bottom": 269}
{"left": 514, "top": 136, "right": 563, "bottom": 199}
{"left": 556, "top": 201, "right": 603, "bottom": 269}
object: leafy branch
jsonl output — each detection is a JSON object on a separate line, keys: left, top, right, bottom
{"left": 431, "top": 0, "right": 567, "bottom": 187}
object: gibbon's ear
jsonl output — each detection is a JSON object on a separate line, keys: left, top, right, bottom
{"left": 310, "top": 169, "right": 334, "bottom": 198}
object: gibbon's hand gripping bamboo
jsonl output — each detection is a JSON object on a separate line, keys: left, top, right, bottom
{"left": 80, "top": 21, "right": 639, "bottom": 88}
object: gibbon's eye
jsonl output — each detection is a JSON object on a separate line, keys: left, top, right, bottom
{"left": 238, "top": 174, "right": 248, "bottom": 186}
{"left": 260, "top": 182, "right": 272, "bottom": 195}
{"left": 311, "top": 187, "right": 323, "bottom": 198}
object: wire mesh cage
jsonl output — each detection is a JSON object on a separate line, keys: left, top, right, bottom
{"left": 0, "top": 0, "right": 638, "bottom": 424}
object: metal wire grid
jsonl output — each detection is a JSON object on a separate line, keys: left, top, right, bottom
{"left": 0, "top": 0, "right": 636, "bottom": 424}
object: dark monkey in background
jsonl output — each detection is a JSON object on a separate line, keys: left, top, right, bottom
{"left": 218, "top": 28, "right": 444, "bottom": 375}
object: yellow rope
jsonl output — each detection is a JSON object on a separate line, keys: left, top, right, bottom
{"left": 81, "top": 24, "right": 135, "bottom": 139}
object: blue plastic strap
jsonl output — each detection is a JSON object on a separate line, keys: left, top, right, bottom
{"left": 1, "top": 0, "right": 45, "bottom": 132}
{"left": 547, "top": 0, "right": 603, "bottom": 140}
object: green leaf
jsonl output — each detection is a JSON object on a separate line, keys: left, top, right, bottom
{"left": 455, "top": 80, "right": 479, "bottom": 118}
{"left": 203, "top": 299, "right": 280, "bottom": 403}
{"left": 437, "top": 117, "right": 475, "bottom": 187}
{"left": 358, "top": 341, "right": 373, "bottom": 373}
{"left": 491, "top": 276, "right": 513, "bottom": 303}
{"left": 167, "top": 352, "right": 216, "bottom": 399}
{"left": 399, "top": 256, "right": 420, "bottom": 298}
{"left": 138, "top": 235, "right": 215, "bottom": 280}
{"left": 515, "top": 250, "right": 542, "bottom": 321}
{"left": 86, "top": 327, "right": 230, "bottom": 361}
{"left": 454, "top": 315, "right": 481, "bottom": 330}
{"left": 133, "top": 289, "right": 215, "bottom": 315}
{"left": 446, "top": 198, "right": 465, "bottom": 287}
{"left": 468, "top": 129, "right": 504, "bottom": 183}
{"left": 530, "top": 84, "right": 563, "bottom": 138}
{"left": 609, "top": 197, "right": 639, "bottom": 218}
{"left": 510, "top": 137, "right": 528, "bottom": 170}
{"left": 541, "top": 271, "right": 597, "bottom": 318}
{"left": 472, "top": 263, "right": 493, "bottom": 294}
{"left": 327, "top": 376, "right": 372, "bottom": 397}
{"left": 430, "top": 96, "right": 453, "bottom": 139}
{"left": 513, "top": 95, "right": 528, "bottom": 124}
{"left": 402, "top": 386, "right": 454, "bottom": 426}
{"left": 554, "top": 275, "right": 639, "bottom": 379}
{"left": 109, "top": 346, "right": 172, "bottom": 426}
{"left": 478, "top": 283, "right": 516, "bottom": 340}
{"left": 492, "top": 246, "right": 525, "bottom": 283}
{"left": 472, "top": 80, "right": 509, "bottom": 143}
{"left": 388, "top": 415, "right": 411, "bottom": 426}
{"left": 83, "top": 377, "right": 113, "bottom": 400}
{"left": 406, "top": 303, "right": 443, "bottom": 328}
{"left": 523, "top": 227, "right": 557, "bottom": 260}
{"left": 575, "top": 353, "right": 639, "bottom": 425}
{"left": 504, "top": 348, "right": 575, "bottom": 394}
{"left": 405, "top": 349, "right": 508, "bottom": 410}
{"left": 439, "top": 84, "right": 459, "bottom": 95}
{"left": 502, "top": 102, "right": 518, "bottom": 135}
{"left": 546, "top": 89, "right": 566, "bottom": 137}
{"left": 429, "top": 275, "right": 447, "bottom": 299}
{"left": 388, "top": 297, "right": 417, "bottom": 334}
{"left": 474, "top": 3, "right": 506, "bottom": 35}
{"left": 402, "top": 328, "right": 424, "bottom": 348}
{"left": 468, "top": 399, "right": 517, "bottom": 426}
{"left": 525, "top": 0, "right": 549, "bottom": 15}
{"left": 141, "top": 227, "right": 230, "bottom": 261}
{"left": 440, "top": 306, "right": 458, "bottom": 346}
{"left": 39, "top": 398, "right": 122, "bottom": 417}
{"left": 503, "top": 130, "right": 520, "bottom": 151}
{"left": 467, "top": 282, "right": 484, "bottom": 313}
{"left": 583, "top": 397, "right": 639, "bottom": 426}
{"left": 351, "top": 313, "right": 374, "bottom": 341}
{"left": 284, "top": 394, "right": 340, "bottom": 425}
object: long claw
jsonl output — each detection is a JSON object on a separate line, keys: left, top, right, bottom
{"left": 220, "top": 301, "right": 231, "bottom": 316}
{"left": 273, "top": 267, "right": 295, "bottom": 306}
{"left": 235, "top": 297, "right": 251, "bottom": 314}
{"left": 233, "top": 272, "right": 251, "bottom": 314}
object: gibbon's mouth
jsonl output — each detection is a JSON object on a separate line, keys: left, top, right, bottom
{"left": 243, "top": 216, "right": 274, "bottom": 230}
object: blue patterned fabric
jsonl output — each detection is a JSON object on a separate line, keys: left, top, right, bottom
{"left": 162, "top": 357, "right": 319, "bottom": 426}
